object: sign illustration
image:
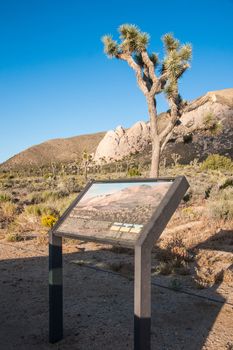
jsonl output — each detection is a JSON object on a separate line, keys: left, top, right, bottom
{"left": 55, "top": 181, "right": 172, "bottom": 245}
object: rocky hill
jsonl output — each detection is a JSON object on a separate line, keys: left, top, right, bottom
{"left": 94, "top": 88, "right": 233, "bottom": 164}
{"left": 1, "top": 88, "right": 233, "bottom": 170}
{"left": 1, "top": 131, "right": 105, "bottom": 170}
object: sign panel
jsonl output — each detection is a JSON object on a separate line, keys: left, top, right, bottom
{"left": 54, "top": 180, "right": 173, "bottom": 245}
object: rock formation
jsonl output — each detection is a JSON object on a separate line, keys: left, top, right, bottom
{"left": 94, "top": 88, "right": 233, "bottom": 164}
{"left": 93, "top": 121, "right": 151, "bottom": 163}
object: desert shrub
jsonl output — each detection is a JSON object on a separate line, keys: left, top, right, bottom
{"left": 41, "top": 206, "right": 60, "bottom": 217}
{"left": 41, "top": 214, "right": 58, "bottom": 228}
{"left": 27, "top": 192, "right": 44, "bottom": 204}
{"left": 25, "top": 204, "right": 59, "bottom": 218}
{"left": 165, "top": 235, "right": 193, "bottom": 262}
{"left": 207, "top": 200, "right": 233, "bottom": 221}
{"left": 155, "top": 261, "right": 174, "bottom": 275}
{"left": 2, "top": 179, "right": 14, "bottom": 189}
{"left": 181, "top": 207, "right": 196, "bottom": 219}
{"left": 203, "top": 112, "right": 222, "bottom": 135}
{"left": 219, "top": 177, "right": 233, "bottom": 190}
{"left": 171, "top": 153, "right": 181, "bottom": 166}
{"left": 194, "top": 253, "right": 225, "bottom": 289}
{"left": 25, "top": 205, "right": 43, "bottom": 216}
{"left": 201, "top": 154, "right": 233, "bottom": 171}
{"left": 27, "top": 190, "right": 69, "bottom": 205}
{"left": 41, "top": 190, "right": 69, "bottom": 201}
{"left": 1, "top": 202, "right": 17, "bottom": 218}
{"left": 5, "top": 232, "right": 24, "bottom": 242}
{"left": 194, "top": 267, "right": 220, "bottom": 289}
{"left": 156, "top": 235, "right": 193, "bottom": 277}
{"left": 127, "top": 167, "right": 141, "bottom": 177}
{"left": 0, "top": 192, "right": 12, "bottom": 202}
{"left": 169, "top": 279, "right": 182, "bottom": 291}
{"left": 182, "top": 190, "right": 192, "bottom": 203}
{"left": 53, "top": 194, "right": 76, "bottom": 216}
{"left": 207, "top": 188, "right": 233, "bottom": 221}
{"left": 59, "top": 177, "right": 81, "bottom": 193}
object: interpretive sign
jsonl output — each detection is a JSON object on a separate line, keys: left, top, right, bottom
{"left": 49, "top": 177, "right": 189, "bottom": 350}
{"left": 53, "top": 180, "right": 173, "bottom": 246}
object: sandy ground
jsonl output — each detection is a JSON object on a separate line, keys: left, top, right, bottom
{"left": 0, "top": 240, "right": 233, "bottom": 350}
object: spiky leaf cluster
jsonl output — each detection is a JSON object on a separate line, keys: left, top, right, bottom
{"left": 119, "top": 24, "right": 149, "bottom": 53}
{"left": 102, "top": 35, "right": 119, "bottom": 58}
{"left": 162, "top": 33, "right": 192, "bottom": 99}
{"left": 102, "top": 24, "right": 151, "bottom": 59}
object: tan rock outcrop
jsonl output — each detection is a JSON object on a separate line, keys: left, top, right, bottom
{"left": 94, "top": 121, "right": 151, "bottom": 163}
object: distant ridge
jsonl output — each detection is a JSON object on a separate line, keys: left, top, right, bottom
{"left": 1, "top": 131, "right": 105, "bottom": 169}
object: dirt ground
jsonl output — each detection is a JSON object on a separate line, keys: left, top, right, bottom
{"left": 0, "top": 238, "right": 233, "bottom": 350}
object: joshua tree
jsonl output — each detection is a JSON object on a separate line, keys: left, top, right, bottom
{"left": 102, "top": 24, "right": 192, "bottom": 177}
{"left": 82, "top": 150, "right": 93, "bottom": 181}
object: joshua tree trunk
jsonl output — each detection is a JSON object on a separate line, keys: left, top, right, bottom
{"left": 150, "top": 142, "right": 160, "bottom": 177}
{"left": 148, "top": 96, "right": 160, "bottom": 177}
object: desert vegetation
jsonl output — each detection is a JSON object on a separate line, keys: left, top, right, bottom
{"left": 0, "top": 153, "right": 232, "bottom": 292}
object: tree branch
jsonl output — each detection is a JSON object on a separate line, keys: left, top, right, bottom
{"left": 117, "top": 53, "right": 149, "bottom": 95}
{"left": 141, "top": 51, "right": 158, "bottom": 84}
{"left": 161, "top": 129, "right": 173, "bottom": 153}
{"left": 159, "top": 98, "right": 178, "bottom": 143}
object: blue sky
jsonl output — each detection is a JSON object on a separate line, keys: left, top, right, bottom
{"left": 0, "top": 0, "right": 233, "bottom": 163}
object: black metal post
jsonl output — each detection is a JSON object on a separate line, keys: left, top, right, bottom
{"left": 49, "top": 232, "right": 63, "bottom": 343}
{"left": 134, "top": 245, "right": 151, "bottom": 350}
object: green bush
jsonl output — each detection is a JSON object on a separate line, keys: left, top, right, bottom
{"left": 25, "top": 204, "right": 59, "bottom": 218}
{"left": 6, "top": 232, "right": 24, "bottom": 242}
{"left": 203, "top": 112, "right": 222, "bottom": 135}
{"left": 207, "top": 188, "right": 233, "bottom": 221}
{"left": 0, "top": 192, "right": 12, "bottom": 202}
{"left": 201, "top": 154, "right": 233, "bottom": 171}
{"left": 28, "top": 190, "right": 69, "bottom": 204}
{"left": 127, "top": 167, "right": 141, "bottom": 177}
{"left": 25, "top": 205, "right": 42, "bottom": 216}
{"left": 41, "top": 214, "right": 58, "bottom": 228}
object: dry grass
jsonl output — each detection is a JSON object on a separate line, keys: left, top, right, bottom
{"left": 1, "top": 202, "right": 17, "bottom": 219}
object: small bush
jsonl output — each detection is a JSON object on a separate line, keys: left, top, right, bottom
{"left": 41, "top": 214, "right": 58, "bottom": 228}
{"left": 207, "top": 188, "right": 233, "bottom": 221}
{"left": 127, "top": 167, "right": 141, "bottom": 177}
{"left": 203, "top": 112, "right": 222, "bottom": 135}
{"left": 60, "top": 177, "right": 81, "bottom": 193}
{"left": 5, "top": 232, "right": 24, "bottom": 242}
{"left": 25, "top": 204, "right": 59, "bottom": 218}
{"left": 194, "top": 267, "right": 219, "bottom": 289}
{"left": 182, "top": 191, "right": 192, "bottom": 203}
{"left": 155, "top": 261, "right": 174, "bottom": 275}
{"left": 1, "top": 202, "right": 17, "bottom": 218}
{"left": 169, "top": 279, "right": 182, "bottom": 291}
{"left": 181, "top": 207, "right": 196, "bottom": 219}
{"left": 0, "top": 193, "right": 12, "bottom": 202}
{"left": 25, "top": 205, "right": 42, "bottom": 217}
{"left": 201, "top": 154, "right": 233, "bottom": 171}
